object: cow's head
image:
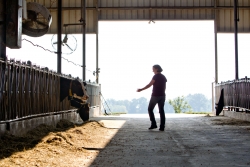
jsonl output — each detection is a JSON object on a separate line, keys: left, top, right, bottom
{"left": 60, "top": 77, "right": 90, "bottom": 121}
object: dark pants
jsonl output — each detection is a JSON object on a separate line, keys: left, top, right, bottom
{"left": 148, "top": 96, "right": 166, "bottom": 128}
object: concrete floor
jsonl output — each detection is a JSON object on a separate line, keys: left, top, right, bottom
{"left": 90, "top": 114, "right": 250, "bottom": 167}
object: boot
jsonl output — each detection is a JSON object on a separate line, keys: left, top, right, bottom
{"left": 148, "top": 122, "right": 157, "bottom": 129}
{"left": 159, "top": 125, "right": 165, "bottom": 131}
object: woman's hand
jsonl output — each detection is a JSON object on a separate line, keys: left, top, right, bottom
{"left": 137, "top": 80, "right": 154, "bottom": 92}
{"left": 137, "top": 89, "right": 142, "bottom": 92}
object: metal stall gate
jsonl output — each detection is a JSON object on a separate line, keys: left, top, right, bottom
{"left": 0, "top": 59, "right": 100, "bottom": 123}
{"left": 215, "top": 77, "right": 250, "bottom": 115}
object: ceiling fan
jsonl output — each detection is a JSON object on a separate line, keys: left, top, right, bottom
{"left": 22, "top": 2, "right": 52, "bottom": 37}
{"left": 51, "top": 28, "right": 77, "bottom": 55}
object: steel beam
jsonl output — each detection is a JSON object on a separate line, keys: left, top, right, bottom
{"left": 47, "top": 6, "right": 250, "bottom": 11}
{"left": 96, "top": 0, "right": 99, "bottom": 84}
{"left": 234, "top": 0, "right": 239, "bottom": 80}
{"left": 214, "top": 0, "right": 218, "bottom": 83}
{"left": 0, "top": 0, "right": 6, "bottom": 61}
{"left": 64, "top": 23, "right": 84, "bottom": 27}
{"left": 214, "top": 31, "right": 218, "bottom": 83}
{"left": 212, "top": 82, "right": 215, "bottom": 113}
{"left": 6, "top": 0, "right": 22, "bottom": 48}
{"left": 213, "top": 0, "right": 218, "bottom": 116}
{"left": 57, "top": 0, "right": 62, "bottom": 74}
{"left": 82, "top": 0, "right": 86, "bottom": 81}
{"left": 212, "top": 0, "right": 219, "bottom": 116}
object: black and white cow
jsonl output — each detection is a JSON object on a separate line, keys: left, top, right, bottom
{"left": 215, "top": 89, "right": 224, "bottom": 116}
{"left": 60, "top": 77, "right": 90, "bottom": 121}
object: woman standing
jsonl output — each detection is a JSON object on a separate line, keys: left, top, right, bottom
{"left": 137, "top": 65, "right": 167, "bottom": 131}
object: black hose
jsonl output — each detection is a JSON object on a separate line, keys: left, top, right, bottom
{"left": 101, "top": 98, "right": 109, "bottom": 115}
{"left": 100, "top": 92, "right": 112, "bottom": 115}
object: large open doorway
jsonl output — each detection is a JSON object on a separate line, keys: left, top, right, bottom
{"left": 99, "top": 21, "right": 215, "bottom": 101}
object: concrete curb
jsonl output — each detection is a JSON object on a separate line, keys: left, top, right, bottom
{"left": 7, "top": 112, "right": 82, "bottom": 136}
{"left": 224, "top": 110, "right": 250, "bottom": 122}
{"left": 0, "top": 124, "right": 6, "bottom": 137}
{"left": 0, "top": 106, "right": 100, "bottom": 137}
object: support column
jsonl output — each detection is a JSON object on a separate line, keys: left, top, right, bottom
{"left": 212, "top": 0, "right": 218, "bottom": 115}
{"left": 234, "top": 0, "right": 239, "bottom": 80}
{"left": 213, "top": 0, "right": 218, "bottom": 115}
{"left": 214, "top": 0, "right": 218, "bottom": 83}
{"left": 212, "top": 82, "right": 215, "bottom": 113}
{"left": 82, "top": 0, "right": 86, "bottom": 81}
{"left": 0, "top": 0, "right": 6, "bottom": 61}
{"left": 96, "top": 0, "right": 99, "bottom": 84}
{"left": 234, "top": 1, "right": 240, "bottom": 112}
{"left": 214, "top": 31, "right": 218, "bottom": 83}
{"left": 57, "top": 0, "right": 62, "bottom": 74}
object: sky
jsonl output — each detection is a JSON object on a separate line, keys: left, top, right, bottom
{"left": 6, "top": 21, "right": 250, "bottom": 101}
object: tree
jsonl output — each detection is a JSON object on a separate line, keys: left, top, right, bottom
{"left": 111, "top": 105, "right": 128, "bottom": 113}
{"left": 164, "top": 101, "right": 175, "bottom": 113}
{"left": 185, "top": 94, "right": 211, "bottom": 112}
{"left": 128, "top": 97, "right": 148, "bottom": 113}
{"left": 105, "top": 99, "right": 129, "bottom": 113}
{"left": 168, "top": 96, "right": 192, "bottom": 113}
{"left": 129, "top": 98, "right": 138, "bottom": 113}
{"left": 107, "top": 98, "right": 149, "bottom": 114}
{"left": 136, "top": 97, "right": 148, "bottom": 113}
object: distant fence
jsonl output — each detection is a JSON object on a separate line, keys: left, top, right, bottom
{"left": 215, "top": 77, "right": 250, "bottom": 114}
{"left": 0, "top": 59, "right": 100, "bottom": 122}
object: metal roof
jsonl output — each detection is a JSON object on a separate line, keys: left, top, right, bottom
{"left": 30, "top": 0, "right": 250, "bottom": 34}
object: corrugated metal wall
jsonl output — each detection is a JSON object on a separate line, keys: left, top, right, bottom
{"left": 98, "top": 0, "right": 215, "bottom": 20}
{"left": 27, "top": 0, "right": 250, "bottom": 34}
{"left": 27, "top": 0, "right": 97, "bottom": 34}
{"left": 217, "top": 0, "right": 250, "bottom": 32}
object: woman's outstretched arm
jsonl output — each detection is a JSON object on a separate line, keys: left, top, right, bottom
{"left": 137, "top": 80, "right": 155, "bottom": 92}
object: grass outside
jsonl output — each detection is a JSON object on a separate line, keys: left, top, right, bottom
{"left": 103, "top": 112, "right": 127, "bottom": 116}
{"left": 184, "top": 111, "right": 212, "bottom": 114}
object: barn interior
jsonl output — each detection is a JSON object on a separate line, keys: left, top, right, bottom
{"left": 0, "top": 0, "right": 250, "bottom": 166}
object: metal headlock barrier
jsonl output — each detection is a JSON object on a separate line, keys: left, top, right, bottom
{"left": 215, "top": 77, "right": 250, "bottom": 115}
{"left": 0, "top": 59, "right": 100, "bottom": 123}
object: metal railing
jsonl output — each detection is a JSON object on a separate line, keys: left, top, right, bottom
{"left": 0, "top": 59, "right": 100, "bottom": 122}
{"left": 215, "top": 77, "right": 250, "bottom": 113}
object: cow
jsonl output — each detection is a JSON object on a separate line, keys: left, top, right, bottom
{"left": 215, "top": 89, "right": 224, "bottom": 116}
{"left": 60, "top": 77, "right": 90, "bottom": 121}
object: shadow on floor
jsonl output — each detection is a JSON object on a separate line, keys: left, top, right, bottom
{"left": 89, "top": 115, "right": 250, "bottom": 167}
